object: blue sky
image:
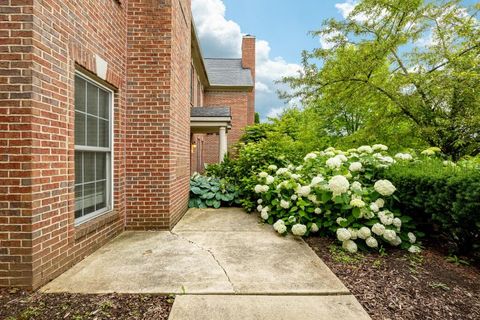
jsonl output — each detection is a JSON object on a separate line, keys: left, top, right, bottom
{"left": 192, "top": 0, "right": 477, "bottom": 120}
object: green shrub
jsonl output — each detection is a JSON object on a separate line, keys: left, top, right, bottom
{"left": 379, "top": 159, "right": 480, "bottom": 259}
{"left": 189, "top": 174, "right": 239, "bottom": 208}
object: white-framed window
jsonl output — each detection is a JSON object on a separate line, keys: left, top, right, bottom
{"left": 74, "top": 72, "right": 114, "bottom": 225}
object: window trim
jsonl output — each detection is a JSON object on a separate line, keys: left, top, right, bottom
{"left": 74, "top": 71, "right": 115, "bottom": 226}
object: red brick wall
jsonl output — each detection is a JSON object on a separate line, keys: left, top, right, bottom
{"left": 125, "top": 0, "right": 190, "bottom": 230}
{"left": 203, "top": 90, "right": 249, "bottom": 164}
{"left": 168, "top": 0, "right": 191, "bottom": 227}
{"left": 0, "top": 0, "right": 127, "bottom": 289}
{"left": 242, "top": 36, "right": 256, "bottom": 125}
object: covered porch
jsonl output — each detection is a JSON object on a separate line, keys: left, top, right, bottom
{"left": 190, "top": 107, "right": 232, "bottom": 173}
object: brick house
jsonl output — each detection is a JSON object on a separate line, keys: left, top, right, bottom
{"left": 0, "top": 0, "right": 255, "bottom": 289}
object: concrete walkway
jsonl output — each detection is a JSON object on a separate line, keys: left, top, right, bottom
{"left": 42, "top": 208, "right": 370, "bottom": 319}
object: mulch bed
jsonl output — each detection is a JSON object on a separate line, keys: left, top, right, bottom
{"left": 0, "top": 290, "right": 173, "bottom": 320}
{"left": 306, "top": 237, "right": 480, "bottom": 320}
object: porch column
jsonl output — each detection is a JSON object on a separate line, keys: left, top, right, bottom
{"left": 219, "top": 126, "right": 227, "bottom": 162}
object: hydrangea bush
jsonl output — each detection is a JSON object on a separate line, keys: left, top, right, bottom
{"left": 253, "top": 145, "right": 421, "bottom": 253}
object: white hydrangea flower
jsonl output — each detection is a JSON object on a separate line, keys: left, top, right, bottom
{"left": 296, "top": 166, "right": 303, "bottom": 171}
{"left": 326, "top": 157, "right": 342, "bottom": 169}
{"left": 421, "top": 149, "right": 435, "bottom": 156}
{"left": 310, "top": 175, "right": 324, "bottom": 186}
{"left": 393, "top": 218, "right": 402, "bottom": 228}
{"left": 287, "top": 164, "right": 295, "bottom": 170}
{"left": 372, "top": 223, "right": 386, "bottom": 236}
{"left": 260, "top": 210, "right": 269, "bottom": 220}
{"left": 342, "top": 240, "right": 358, "bottom": 253}
{"left": 348, "top": 228, "right": 358, "bottom": 240}
{"left": 383, "top": 229, "right": 397, "bottom": 243}
{"left": 358, "top": 145, "right": 373, "bottom": 154}
{"left": 307, "top": 194, "right": 319, "bottom": 204}
{"left": 280, "top": 199, "right": 290, "bottom": 209}
{"left": 335, "top": 154, "right": 348, "bottom": 162}
{"left": 395, "top": 153, "right": 413, "bottom": 161}
{"left": 349, "top": 162, "right": 363, "bottom": 172}
{"left": 373, "top": 144, "right": 388, "bottom": 151}
{"left": 291, "top": 224, "right": 307, "bottom": 236}
{"left": 276, "top": 224, "right": 287, "bottom": 234}
{"left": 370, "top": 203, "right": 380, "bottom": 213}
{"left": 443, "top": 160, "right": 456, "bottom": 167}
{"left": 351, "top": 181, "right": 362, "bottom": 192}
{"left": 408, "top": 245, "right": 421, "bottom": 253}
{"left": 336, "top": 217, "right": 347, "bottom": 225}
{"left": 296, "top": 185, "right": 311, "bottom": 197}
{"left": 291, "top": 174, "right": 301, "bottom": 180}
{"left": 357, "top": 227, "right": 371, "bottom": 239}
{"left": 366, "top": 236, "right": 378, "bottom": 248}
{"left": 259, "top": 172, "right": 268, "bottom": 178}
{"left": 257, "top": 205, "right": 263, "bottom": 212}
{"left": 325, "top": 147, "right": 336, "bottom": 152}
{"left": 350, "top": 198, "right": 366, "bottom": 208}
{"left": 254, "top": 185, "right": 269, "bottom": 193}
{"left": 311, "top": 223, "right": 319, "bottom": 233}
{"left": 329, "top": 175, "right": 350, "bottom": 196}
{"left": 375, "top": 198, "right": 385, "bottom": 208}
{"left": 276, "top": 168, "right": 289, "bottom": 175}
{"left": 314, "top": 208, "right": 322, "bottom": 214}
{"left": 408, "top": 232, "right": 416, "bottom": 244}
{"left": 364, "top": 210, "right": 375, "bottom": 219}
{"left": 291, "top": 194, "right": 298, "bottom": 201}
{"left": 257, "top": 199, "right": 263, "bottom": 204}
{"left": 266, "top": 175, "right": 275, "bottom": 185}
{"left": 391, "top": 236, "right": 402, "bottom": 246}
{"left": 374, "top": 180, "right": 396, "bottom": 196}
{"left": 336, "top": 228, "right": 351, "bottom": 241}
{"left": 268, "top": 164, "right": 278, "bottom": 171}
{"left": 304, "top": 152, "right": 317, "bottom": 161}
{"left": 273, "top": 219, "right": 285, "bottom": 232}
{"left": 378, "top": 211, "right": 394, "bottom": 226}
{"left": 379, "top": 156, "right": 395, "bottom": 165}
{"left": 324, "top": 151, "right": 336, "bottom": 157}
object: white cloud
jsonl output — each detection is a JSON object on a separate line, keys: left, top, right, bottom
{"left": 192, "top": 0, "right": 302, "bottom": 120}
{"left": 266, "top": 107, "right": 284, "bottom": 119}
{"left": 335, "top": 0, "right": 357, "bottom": 19}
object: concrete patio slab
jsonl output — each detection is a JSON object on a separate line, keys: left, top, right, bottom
{"left": 177, "top": 231, "right": 348, "bottom": 294}
{"left": 42, "top": 208, "right": 348, "bottom": 295}
{"left": 168, "top": 295, "right": 371, "bottom": 320}
{"left": 41, "top": 231, "right": 233, "bottom": 294}
{"left": 172, "top": 207, "right": 270, "bottom": 232}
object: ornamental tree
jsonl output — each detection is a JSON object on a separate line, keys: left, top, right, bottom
{"left": 283, "top": 0, "right": 480, "bottom": 159}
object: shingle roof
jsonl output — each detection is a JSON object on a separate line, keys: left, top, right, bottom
{"left": 191, "top": 107, "right": 231, "bottom": 118}
{"left": 204, "top": 58, "right": 254, "bottom": 87}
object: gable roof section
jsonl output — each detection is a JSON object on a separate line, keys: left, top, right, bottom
{"left": 204, "top": 58, "right": 254, "bottom": 88}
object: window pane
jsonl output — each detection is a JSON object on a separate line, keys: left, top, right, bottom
{"left": 99, "top": 89, "right": 109, "bottom": 119}
{"left": 75, "top": 185, "right": 83, "bottom": 219}
{"left": 87, "top": 115, "right": 98, "bottom": 146}
{"left": 95, "top": 181, "right": 107, "bottom": 211}
{"left": 75, "top": 77, "right": 86, "bottom": 112}
{"left": 87, "top": 83, "right": 98, "bottom": 116}
{"left": 83, "top": 183, "right": 96, "bottom": 215}
{"left": 84, "top": 152, "right": 95, "bottom": 182}
{"left": 75, "top": 151, "right": 83, "bottom": 184}
{"left": 99, "top": 119, "right": 109, "bottom": 147}
{"left": 74, "top": 111, "right": 85, "bottom": 146}
{"left": 96, "top": 153, "right": 106, "bottom": 180}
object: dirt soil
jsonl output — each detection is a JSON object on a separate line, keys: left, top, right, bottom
{"left": 0, "top": 290, "right": 173, "bottom": 320}
{"left": 306, "top": 237, "right": 480, "bottom": 320}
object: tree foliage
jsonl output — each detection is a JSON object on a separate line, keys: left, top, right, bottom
{"left": 282, "top": 0, "right": 480, "bottom": 159}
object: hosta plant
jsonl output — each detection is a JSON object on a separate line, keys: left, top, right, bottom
{"left": 189, "top": 173, "right": 239, "bottom": 209}
{"left": 253, "top": 145, "right": 421, "bottom": 254}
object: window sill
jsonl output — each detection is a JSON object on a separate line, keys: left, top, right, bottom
{"left": 74, "top": 209, "right": 119, "bottom": 241}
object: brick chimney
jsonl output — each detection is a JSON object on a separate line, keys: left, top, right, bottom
{"left": 242, "top": 35, "right": 256, "bottom": 125}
